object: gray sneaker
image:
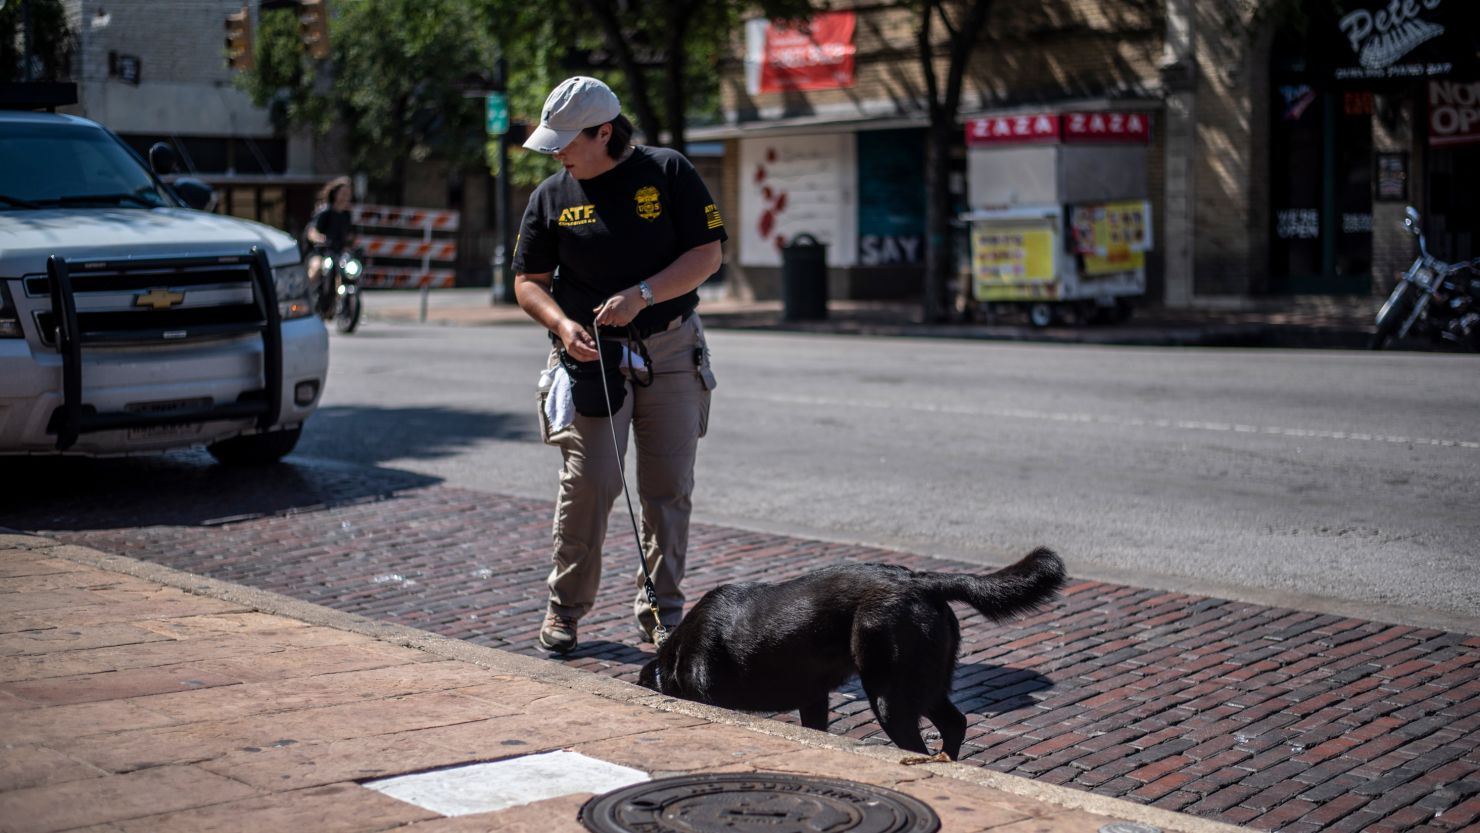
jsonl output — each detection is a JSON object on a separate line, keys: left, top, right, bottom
{"left": 539, "top": 612, "right": 578, "bottom": 653}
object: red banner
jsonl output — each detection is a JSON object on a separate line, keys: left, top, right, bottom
{"left": 965, "top": 113, "right": 1059, "bottom": 146}
{"left": 758, "top": 12, "right": 856, "bottom": 93}
{"left": 966, "top": 112, "right": 1153, "bottom": 146}
{"left": 1429, "top": 80, "right": 1480, "bottom": 147}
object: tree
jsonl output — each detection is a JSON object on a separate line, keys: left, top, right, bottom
{"left": 576, "top": 0, "right": 817, "bottom": 156}
{"left": 914, "top": 0, "right": 995, "bottom": 323}
{"left": 0, "top": 0, "right": 70, "bottom": 83}
{"left": 239, "top": 0, "right": 497, "bottom": 204}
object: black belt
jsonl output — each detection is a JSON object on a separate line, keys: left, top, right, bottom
{"left": 621, "top": 308, "right": 694, "bottom": 339}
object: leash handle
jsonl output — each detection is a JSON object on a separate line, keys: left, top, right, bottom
{"left": 593, "top": 321, "right": 668, "bottom": 648}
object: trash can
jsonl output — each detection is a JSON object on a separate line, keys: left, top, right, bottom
{"left": 781, "top": 233, "right": 828, "bottom": 321}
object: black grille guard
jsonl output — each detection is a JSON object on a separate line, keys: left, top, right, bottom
{"left": 46, "top": 249, "right": 283, "bottom": 451}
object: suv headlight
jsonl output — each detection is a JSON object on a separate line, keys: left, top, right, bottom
{"left": 273, "top": 262, "right": 314, "bottom": 320}
{"left": 0, "top": 281, "right": 21, "bottom": 339}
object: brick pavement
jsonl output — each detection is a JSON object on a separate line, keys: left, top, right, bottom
{"left": 3, "top": 538, "right": 1173, "bottom": 833}
{"left": 4, "top": 454, "right": 1478, "bottom": 833}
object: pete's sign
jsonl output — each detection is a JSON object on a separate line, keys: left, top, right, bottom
{"left": 1341, "top": 0, "right": 1445, "bottom": 71}
{"left": 1429, "top": 79, "right": 1480, "bottom": 147}
{"left": 966, "top": 112, "right": 1151, "bottom": 146}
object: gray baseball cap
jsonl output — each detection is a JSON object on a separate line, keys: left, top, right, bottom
{"left": 522, "top": 76, "right": 622, "bottom": 154}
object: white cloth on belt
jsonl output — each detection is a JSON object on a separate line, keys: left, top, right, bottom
{"left": 542, "top": 365, "right": 574, "bottom": 433}
{"left": 541, "top": 345, "right": 646, "bottom": 433}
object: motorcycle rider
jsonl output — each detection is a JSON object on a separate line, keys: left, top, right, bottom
{"left": 304, "top": 177, "right": 354, "bottom": 316}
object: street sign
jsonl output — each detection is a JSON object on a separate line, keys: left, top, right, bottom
{"left": 485, "top": 94, "right": 508, "bottom": 136}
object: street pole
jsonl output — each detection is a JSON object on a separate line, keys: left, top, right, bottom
{"left": 493, "top": 57, "right": 516, "bottom": 305}
{"left": 22, "top": 0, "right": 33, "bottom": 82}
{"left": 498, "top": 127, "right": 514, "bottom": 304}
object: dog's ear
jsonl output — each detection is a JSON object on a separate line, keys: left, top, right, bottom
{"left": 637, "top": 659, "right": 659, "bottom": 691}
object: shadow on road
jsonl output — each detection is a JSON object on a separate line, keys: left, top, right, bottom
{"left": 0, "top": 451, "right": 439, "bottom": 531}
{"left": 950, "top": 662, "right": 1055, "bottom": 716}
{"left": 298, "top": 405, "right": 538, "bottom": 464}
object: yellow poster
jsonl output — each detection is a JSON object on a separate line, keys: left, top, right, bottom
{"left": 1082, "top": 248, "right": 1144, "bottom": 276}
{"left": 1070, "top": 200, "right": 1151, "bottom": 277}
{"left": 971, "top": 224, "right": 1057, "bottom": 302}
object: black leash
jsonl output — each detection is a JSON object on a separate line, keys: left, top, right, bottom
{"left": 592, "top": 321, "right": 669, "bottom": 648}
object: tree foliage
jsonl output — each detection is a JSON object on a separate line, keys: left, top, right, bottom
{"left": 0, "top": 0, "right": 70, "bottom": 83}
{"left": 574, "top": 0, "right": 816, "bottom": 155}
{"left": 240, "top": 0, "right": 497, "bottom": 203}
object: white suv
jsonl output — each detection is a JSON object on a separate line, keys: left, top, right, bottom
{"left": 0, "top": 105, "right": 328, "bottom": 463}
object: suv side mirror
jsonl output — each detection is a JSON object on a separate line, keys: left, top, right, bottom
{"left": 172, "top": 178, "right": 216, "bottom": 211}
{"left": 1403, "top": 206, "right": 1421, "bottom": 235}
{"left": 148, "top": 142, "right": 177, "bottom": 175}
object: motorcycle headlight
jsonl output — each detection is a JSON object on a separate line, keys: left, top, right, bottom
{"left": 272, "top": 262, "right": 314, "bottom": 320}
{"left": 342, "top": 256, "right": 363, "bottom": 279}
{"left": 1414, "top": 266, "right": 1436, "bottom": 289}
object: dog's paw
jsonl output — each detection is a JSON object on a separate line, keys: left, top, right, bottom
{"left": 898, "top": 751, "right": 953, "bottom": 766}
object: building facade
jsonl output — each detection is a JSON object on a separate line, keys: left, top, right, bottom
{"left": 699, "top": 0, "right": 1480, "bottom": 309}
{"left": 54, "top": 0, "right": 502, "bottom": 284}
{"left": 61, "top": 0, "right": 335, "bottom": 236}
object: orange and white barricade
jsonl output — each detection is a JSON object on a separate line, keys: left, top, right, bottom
{"left": 351, "top": 204, "right": 459, "bottom": 289}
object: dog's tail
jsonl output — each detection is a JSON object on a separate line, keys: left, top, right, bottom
{"left": 919, "top": 547, "right": 1066, "bottom": 621}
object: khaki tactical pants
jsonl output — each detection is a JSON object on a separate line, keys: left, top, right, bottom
{"left": 539, "top": 313, "right": 714, "bottom": 634}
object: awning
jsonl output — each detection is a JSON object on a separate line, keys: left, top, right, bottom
{"left": 688, "top": 112, "right": 927, "bottom": 141}
{"left": 693, "top": 96, "right": 1161, "bottom": 142}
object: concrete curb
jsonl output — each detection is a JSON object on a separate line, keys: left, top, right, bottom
{"left": 364, "top": 305, "right": 1373, "bottom": 351}
{"left": 6, "top": 530, "right": 1247, "bottom": 833}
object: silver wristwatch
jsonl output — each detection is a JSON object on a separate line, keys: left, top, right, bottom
{"left": 637, "top": 280, "right": 655, "bottom": 307}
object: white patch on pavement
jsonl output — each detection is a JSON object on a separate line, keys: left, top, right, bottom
{"left": 361, "top": 751, "right": 649, "bottom": 816}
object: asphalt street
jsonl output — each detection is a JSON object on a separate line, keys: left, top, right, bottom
{"left": 297, "top": 319, "right": 1480, "bottom": 628}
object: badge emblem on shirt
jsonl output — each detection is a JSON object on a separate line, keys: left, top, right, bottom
{"left": 634, "top": 186, "right": 662, "bottom": 221}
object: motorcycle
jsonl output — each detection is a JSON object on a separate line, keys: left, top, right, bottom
{"left": 315, "top": 247, "right": 364, "bottom": 334}
{"left": 1371, "top": 207, "right": 1480, "bottom": 351}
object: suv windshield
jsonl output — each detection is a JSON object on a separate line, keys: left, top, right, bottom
{"left": 0, "top": 120, "right": 172, "bottom": 209}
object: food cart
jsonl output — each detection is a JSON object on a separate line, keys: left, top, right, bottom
{"left": 963, "top": 110, "right": 1154, "bottom": 326}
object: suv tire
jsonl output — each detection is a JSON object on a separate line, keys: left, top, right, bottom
{"left": 207, "top": 427, "right": 302, "bottom": 465}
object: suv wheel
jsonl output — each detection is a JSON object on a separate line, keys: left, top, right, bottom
{"left": 207, "top": 427, "right": 302, "bottom": 465}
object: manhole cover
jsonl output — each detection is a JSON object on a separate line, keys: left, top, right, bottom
{"left": 580, "top": 773, "right": 939, "bottom": 833}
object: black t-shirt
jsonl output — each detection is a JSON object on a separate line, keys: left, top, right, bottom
{"left": 513, "top": 145, "right": 728, "bottom": 329}
{"left": 312, "top": 207, "right": 353, "bottom": 251}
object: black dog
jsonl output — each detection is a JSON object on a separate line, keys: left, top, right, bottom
{"left": 637, "top": 547, "right": 1065, "bottom": 760}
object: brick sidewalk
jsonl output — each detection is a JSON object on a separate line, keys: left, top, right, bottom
{"left": 5, "top": 455, "right": 1478, "bottom": 832}
{"left": 3, "top": 536, "right": 1195, "bottom": 833}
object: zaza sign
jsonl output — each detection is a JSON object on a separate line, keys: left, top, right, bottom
{"left": 965, "top": 112, "right": 1151, "bottom": 146}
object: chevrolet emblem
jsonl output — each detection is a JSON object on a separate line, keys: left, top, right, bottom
{"left": 136, "top": 288, "right": 186, "bottom": 310}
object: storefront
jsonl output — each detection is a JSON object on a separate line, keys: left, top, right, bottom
{"left": 717, "top": 10, "right": 933, "bottom": 301}
{"left": 1267, "top": 0, "right": 1480, "bottom": 294}
{"left": 731, "top": 126, "right": 928, "bottom": 300}
{"left": 963, "top": 110, "right": 1154, "bottom": 324}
